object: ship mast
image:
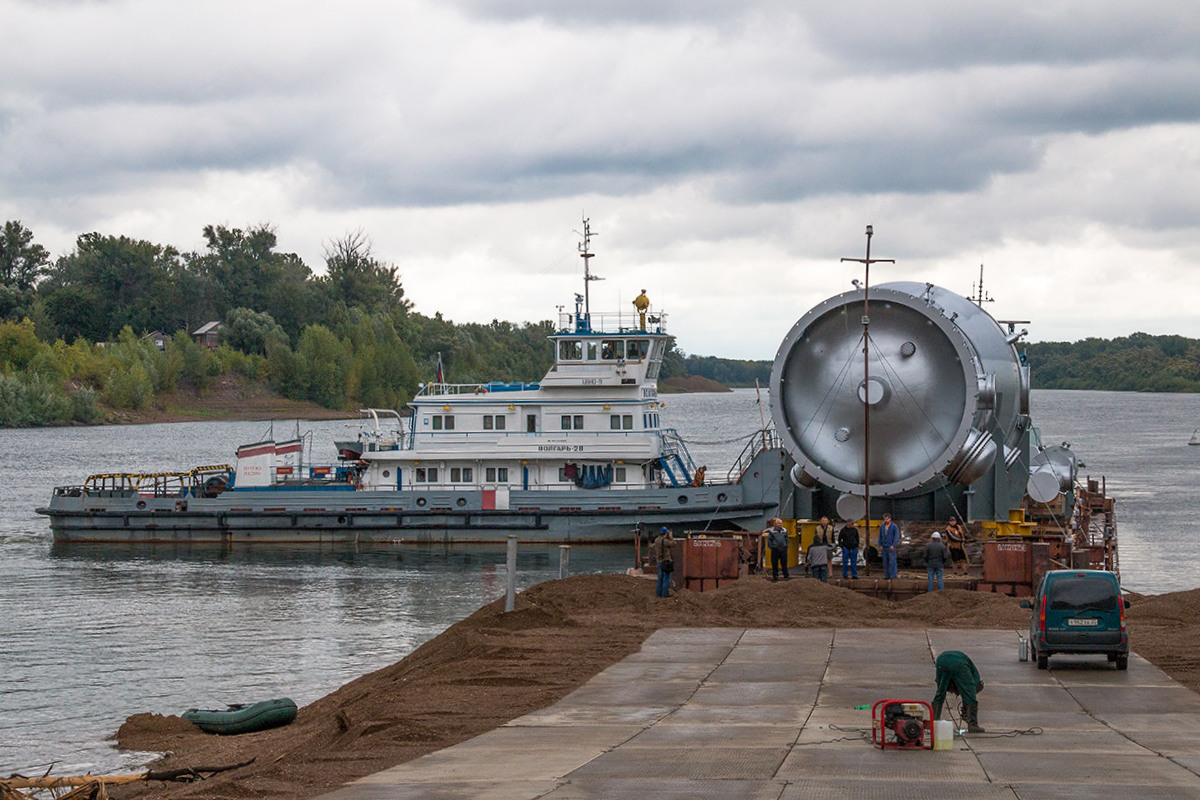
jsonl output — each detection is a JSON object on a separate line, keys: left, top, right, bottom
{"left": 841, "top": 225, "right": 893, "bottom": 568}
{"left": 576, "top": 217, "right": 603, "bottom": 332}
{"left": 971, "top": 263, "right": 993, "bottom": 307}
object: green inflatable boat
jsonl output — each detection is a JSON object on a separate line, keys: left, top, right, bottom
{"left": 182, "top": 697, "right": 298, "bottom": 735}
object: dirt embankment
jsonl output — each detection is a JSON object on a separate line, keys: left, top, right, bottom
{"left": 108, "top": 575, "right": 1200, "bottom": 800}
{"left": 659, "top": 375, "right": 733, "bottom": 393}
{"left": 100, "top": 375, "right": 353, "bottom": 426}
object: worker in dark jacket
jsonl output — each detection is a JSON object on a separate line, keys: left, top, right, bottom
{"left": 765, "top": 518, "right": 790, "bottom": 581}
{"left": 837, "top": 522, "right": 860, "bottom": 579}
{"left": 925, "top": 532, "right": 951, "bottom": 592}
{"left": 932, "top": 650, "right": 985, "bottom": 733}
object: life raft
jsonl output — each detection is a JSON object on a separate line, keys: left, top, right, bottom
{"left": 182, "top": 697, "right": 298, "bottom": 735}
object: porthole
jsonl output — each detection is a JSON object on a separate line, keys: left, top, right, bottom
{"left": 416, "top": 497, "right": 427, "bottom": 507}
{"left": 337, "top": 516, "right": 347, "bottom": 524}
{"left": 382, "top": 469, "right": 391, "bottom": 478}
{"left": 677, "top": 495, "right": 688, "bottom": 505}
{"left": 456, "top": 497, "right": 467, "bottom": 507}
{"left": 717, "top": 493, "right": 727, "bottom": 503}
{"left": 136, "top": 500, "right": 147, "bottom": 510}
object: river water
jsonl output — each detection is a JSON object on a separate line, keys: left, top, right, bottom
{"left": 2, "top": 389, "right": 1198, "bottom": 775}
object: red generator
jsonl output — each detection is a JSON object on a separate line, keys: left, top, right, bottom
{"left": 871, "top": 699, "right": 934, "bottom": 750}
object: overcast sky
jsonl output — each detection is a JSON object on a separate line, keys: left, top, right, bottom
{"left": 2, "top": 0, "right": 1198, "bottom": 359}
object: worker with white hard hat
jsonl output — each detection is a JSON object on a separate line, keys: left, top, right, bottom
{"left": 925, "top": 531, "right": 951, "bottom": 593}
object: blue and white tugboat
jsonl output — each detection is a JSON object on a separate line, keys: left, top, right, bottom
{"left": 39, "top": 220, "right": 783, "bottom": 544}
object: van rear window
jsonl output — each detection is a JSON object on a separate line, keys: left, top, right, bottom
{"left": 1048, "top": 576, "right": 1117, "bottom": 612}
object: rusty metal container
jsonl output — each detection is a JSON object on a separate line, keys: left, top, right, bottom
{"left": 983, "top": 539, "right": 1031, "bottom": 583}
{"left": 681, "top": 536, "right": 741, "bottom": 592}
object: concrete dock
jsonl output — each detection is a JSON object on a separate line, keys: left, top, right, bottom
{"left": 321, "top": 628, "right": 1200, "bottom": 799}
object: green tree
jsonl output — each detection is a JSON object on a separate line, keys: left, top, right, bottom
{"left": 0, "top": 220, "right": 50, "bottom": 291}
{"left": 321, "top": 231, "right": 412, "bottom": 317}
{"left": 39, "top": 233, "right": 185, "bottom": 341}
{"left": 295, "top": 324, "right": 351, "bottom": 407}
{"left": 189, "top": 224, "right": 319, "bottom": 340}
{"left": 222, "top": 307, "right": 289, "bottom": 356}
{"left": 0, "top": 318, "right": 45, "bottom": 371}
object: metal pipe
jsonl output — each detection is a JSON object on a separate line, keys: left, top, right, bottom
{"left": 559, "top": 544, "right": 571, "bottom": 579}
{"left": 505, "top": 535, "right": 517, "bottom": 612}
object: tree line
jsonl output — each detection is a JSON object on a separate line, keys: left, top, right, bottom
{"left": 675, "top": 334, "right": 1200, "bottom": 392}
{"left": 0, "top": 220, "right": 580, "bottom": 426}
{"left": 6, "top": 217, "right": 1192, "bottom": 428}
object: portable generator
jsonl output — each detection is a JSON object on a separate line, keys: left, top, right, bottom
{"left": 870, "top": 699, "right": 934, "bottom": 750}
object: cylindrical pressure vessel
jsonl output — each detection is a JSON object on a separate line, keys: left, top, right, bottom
{"left": 770, "top": 282, "right": 1027, "bottom": 500}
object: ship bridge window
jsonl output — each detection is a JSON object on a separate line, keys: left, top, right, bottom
{"left": 558, "top": 340, "right": 583, "bottom": 361}
{"left": 627, "top": 340, "right": 649, "bottom": 359}
{"left": 587, "top": 341, "right": 598, "bottom": 360}
{"left": 601, "top": 340, "right": 625, "bottom": 360}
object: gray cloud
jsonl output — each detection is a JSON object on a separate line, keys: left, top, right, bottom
{"left": 0, "top": 0, "right": 1197, "bottom": 353}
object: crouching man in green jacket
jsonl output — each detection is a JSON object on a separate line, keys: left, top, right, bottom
{"left": 932, "top": 650, "right": 985, "bottom": 733}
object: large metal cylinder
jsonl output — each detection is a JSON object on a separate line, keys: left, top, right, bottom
{"left": 770, "top": 282, "right": 1027, "bottom": 501}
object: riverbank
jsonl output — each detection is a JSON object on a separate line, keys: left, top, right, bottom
{"left": 99, "top": 375, "right": 354, "bottom": 425}
{"left": 109, "top": 574, "right": 1200, "bottom": 800}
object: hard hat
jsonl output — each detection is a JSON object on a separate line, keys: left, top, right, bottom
{"left": 660, "top": 526, "right": 670, "bottom": 534}
{"left": 931, "top": 532, "right": 942, "bottom": 539}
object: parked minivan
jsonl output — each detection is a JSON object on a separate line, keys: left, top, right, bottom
{"left": 1021, "top": 569, "right": 1130, "bottom": 670}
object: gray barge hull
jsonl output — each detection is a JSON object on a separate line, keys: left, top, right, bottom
{"left": 38, "top": 451, "right": 785, "bottom": 544}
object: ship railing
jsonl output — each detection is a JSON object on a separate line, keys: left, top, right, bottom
{"left": 557, "top": 310, "right": 668, "bottom": 335}
{"left": 726, "top": 428, "right": 780, "bottom": 483}
{"left": 417, "top": 381, "right": 541, "bottom": 397}
{"left": 658, "top": 428, "right": 699, "bottom": 485}
{"left": 80, "top": 467, "right": 236, "bottom": 498}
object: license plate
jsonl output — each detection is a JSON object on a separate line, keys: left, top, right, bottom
{"left": 1067, "top": 618, "right": 1099, "bottom": 627}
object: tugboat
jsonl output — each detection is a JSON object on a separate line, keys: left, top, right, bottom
{"left": 38, "top": 220, "right": 783, "bottom": 544}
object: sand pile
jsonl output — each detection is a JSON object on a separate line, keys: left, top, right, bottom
{"left": 109, "top": 575, "right": 1198, "bottom": 800}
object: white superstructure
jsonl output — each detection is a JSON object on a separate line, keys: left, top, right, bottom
{"left": 359, "top": 223, "right": 696, "bottom": 504}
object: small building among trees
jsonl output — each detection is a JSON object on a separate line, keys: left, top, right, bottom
{"left": 192, "top": 321, "right": 223, "bottom": 349}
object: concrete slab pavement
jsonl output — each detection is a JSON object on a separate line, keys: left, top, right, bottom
{"left": 319, "top": 628, "right": 1200, "bottom": 800}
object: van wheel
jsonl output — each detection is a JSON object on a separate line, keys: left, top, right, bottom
{"left": 1036, "top": 651, "right": 1048, "bottom": 670}
{"left": 1116, "top": 655, "right": 1128, "bottom": 671}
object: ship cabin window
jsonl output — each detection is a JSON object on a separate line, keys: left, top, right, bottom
{"left": 450, "top": 467, "right": 473, "bottom": 483}
{"left": 558, "top": 340, "right": 583, "bottom": 361}
{"left": 610, "top": 414, "right": 634, "bottom": 430}
{"left": 485, "top": 467, "right": 510, "bottom": 483}
{"left": 615, "top": 467, "right": 627, "bottom": 482}
{"left": 526, "top": 414, "right": 537, "bottom": 432}
{"left": 600, "top": 340, "right": 625, "bottom": 360}
{"left": 415, "top": 467, "right": 439, "bottom": 482}
{"left": 646, "top": 340, "right": 665, "bottom": 379}
{"left": 627, "top": 340, "right": 649, "bottom": 360}
{"left": 587, "top": 341, "right": 598, "bottom": 360}
{"left": 432, "top": 415, "right": 455, "bottom": 430}
{"left": 482, "top": 415, "right": 506, "bottom": 430}
{"left": 561, "top": 414, "right": 584, "bottom": 430}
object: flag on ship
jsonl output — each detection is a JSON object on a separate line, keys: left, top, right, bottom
{"left": 435, "top": 352, "right": 445, "bottom": 384}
